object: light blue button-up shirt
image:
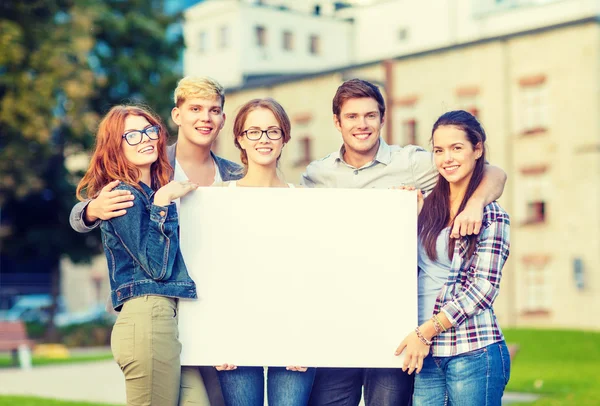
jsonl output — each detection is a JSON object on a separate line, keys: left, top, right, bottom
{"left": 300, "top": 138, "right": 438, "bottom": 191}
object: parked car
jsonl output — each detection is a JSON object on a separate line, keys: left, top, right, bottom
{"left": 54, "top": 303, "right": 116, "bottom": 327}
{"left": 0, "top": 294, "right": 67, "bottom": 324}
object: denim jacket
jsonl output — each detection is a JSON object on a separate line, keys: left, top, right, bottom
{"left": 69, "top": 143, "right": 243, "bottom": 233}
{"left": 101, "top": 181, "right": 197, "bottom": 310}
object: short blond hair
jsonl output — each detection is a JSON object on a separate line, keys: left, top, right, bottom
{"left": 173, "top": 76, "right": 225, "bottom": 107}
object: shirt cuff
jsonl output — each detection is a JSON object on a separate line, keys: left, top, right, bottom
{"left": 150, "top": 202, "right": 178, "bottom": 223}
{"left": 441, "top": 303, "right": 466, "bottom": 327}
{"left": 79, "top": 201, "right": 101, "bottom": 230}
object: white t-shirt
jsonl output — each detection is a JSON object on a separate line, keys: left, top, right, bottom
{"left": 174, "top": 158, "right": 222, "bottom": 213}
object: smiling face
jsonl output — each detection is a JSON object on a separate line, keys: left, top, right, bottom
{"left": 121, "top": 115, "right": 159, "bottom": 170}
{"left": 334, "top": 97, "right": 384, "bottom": 159}
{"left": 171, "top": 96, "right": 225, "bottom": 149}
{"left": 236, "top": 108, "right": 285, "bottom": 168}
{"left": 432, "top": 125, "right": 482, "bottom": 188}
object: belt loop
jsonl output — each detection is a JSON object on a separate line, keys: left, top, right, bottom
{"left": 145, "top": 295, "right": 149, "bottom": 302}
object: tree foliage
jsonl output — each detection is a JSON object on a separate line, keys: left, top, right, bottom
{"left": 0, "top": 0, "right": 184, "bottom": 335}
{"left": 1, "top": 0, "right": 184, "bottom": 261}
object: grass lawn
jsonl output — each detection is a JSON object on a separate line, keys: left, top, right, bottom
{"left": 0, "top": 397, "right": 121, "bottom": 406}
{"left": 504, "top": 328, "right": 600, "bottom": 405}
{"left": 0, "top": 352, "right": 113, "bottom": 368}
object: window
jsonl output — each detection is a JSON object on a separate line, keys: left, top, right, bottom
{"left": 219, "top": 26, "right": 230, "bottom": 49}
{"left": 398, "top": 28, "right": 409, "bottom": 41}
{"left": 392, "top": 98, "right": 418, "bottom": 146}
{"left": 456, "top": 87, "right": 481, "bottom": 119}
{"left": 402, "top": 119, "right": 417, "bottom": 145}
{"left": 198, "top": 31, "right": 207, "bottom": 53}
{"left": 519, "top": 75, "right": 548, "bottom": 134}
{"left": 522, "top": 260, "right": 551, "bottom": 314}
{"left": 516, "top": 169, "right": 550, "bottom": 225}
{"left": 295, "top": 137, "right": 313, "bottom": 166}
{"left": 293, "top": 113, "right": 313, "bottom": 166}
{"left": 283, "top": 31, "right": 294, "bottom": 51}
{"left": 309, "top": 35, "right": 320, "bottom": 55}
{"left": 255, "top": 26, "right": 266, "bottom": 47}
{"left": 525, "top": 201, "right": 545, "bottom": 224}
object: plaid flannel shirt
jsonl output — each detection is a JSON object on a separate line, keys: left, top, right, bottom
{"left": 431, "top": 201, "right": 510, "bottom": 357}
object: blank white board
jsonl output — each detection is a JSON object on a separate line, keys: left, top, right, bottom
{"left": 178, "top": 187, "right": 417, "bottom": 368}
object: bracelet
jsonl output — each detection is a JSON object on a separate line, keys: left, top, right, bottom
{"left": 433, "top": 314, "right": 447, "bottom": 333}
{"left": 415, "top": 327, "right": 433, "bottom": 346}
{"left": 430, "top": 317, "right": 442, "bottom": 335}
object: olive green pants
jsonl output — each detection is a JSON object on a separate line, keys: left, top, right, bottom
{"left": 111, "top": 296, "right": 210, "bottom": 406}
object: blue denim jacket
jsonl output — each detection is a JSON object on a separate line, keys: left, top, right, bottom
{"left": 101, "top": 181, "right": 197, "bottom": 310}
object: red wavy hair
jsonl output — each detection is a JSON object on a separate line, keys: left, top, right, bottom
{"left": 76, "top": 105, "right": 172, "bottom": 201}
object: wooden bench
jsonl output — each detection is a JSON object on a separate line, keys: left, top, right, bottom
{"left": 0, "top": 320, "right": 34, "bottom": 368}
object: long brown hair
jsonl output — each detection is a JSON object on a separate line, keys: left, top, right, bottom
{"left": 76, "top": 105, "right": 172, "bottom": 200}
{"left": 419, "top": 110, "right": 487, "bottom": 261}
{"left": 233, "top": 98, "right": 291, "bottom": 166}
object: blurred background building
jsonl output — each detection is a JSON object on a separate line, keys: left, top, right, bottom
{"left": 181, "top": 0, "right": 600, "bottom": 330}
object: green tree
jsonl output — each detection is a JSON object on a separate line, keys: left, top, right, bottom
{"left": 0, "top": 0, "right": 184, "bottom": 340}
{"left": 0, "top": 0, "right": 100, "bottom": 340}
{"left": 89, "top": 0, "right": 183, "bottom": 126}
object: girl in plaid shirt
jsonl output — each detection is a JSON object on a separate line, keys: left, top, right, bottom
{"left": 395, "top": 110, "right": 511, "bottom": 406}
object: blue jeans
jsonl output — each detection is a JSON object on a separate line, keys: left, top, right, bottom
{"left": 218, "top": 366, "right": 316, "bottom": 406}
{"left": 413, "top": 341, "right": 511, "bottom": 406}
{"left": 308, "top": 368, "right": 414, "bottom": 406}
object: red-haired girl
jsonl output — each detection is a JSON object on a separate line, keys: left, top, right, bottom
{"left": 77, "top": 105, "right": 198, "bottom": 406}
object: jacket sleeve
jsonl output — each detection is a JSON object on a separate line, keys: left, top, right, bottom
{"left": 69, "top": 200, "right": 101, "bottom": 233}
{"left": 440, "top": 213, "right": 510, "bottom": 327}
{"left": 107, "top": 187, "right": 180, "bottom": 281}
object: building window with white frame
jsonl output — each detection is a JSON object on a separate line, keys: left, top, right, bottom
{"left": 309, "top": 34, "right": 320, "bottom": 55}
{"left": 283, "top": 30, "right": 294, "bottom": 51}
{"left": 398, "top": 27, "right": 409, "bottom": 41}
{"left": 294, "top": 136, "right": 313, "bottom": 167}
{"left": 198, "top": 31, "right": 208, "bottom": 53}
{"left": 522, "top": 259, "right": 551, "bottom": 314}
{"left": 255, "top": 26, "right": 266, "bottom": 48}
{"left": 516, "top": 167, "right": 550, "bottom": 225}
{"left": 219, "top": 26, "right": 230, "bottom": 49}
{"left": 518, "top": 74, "right": 548, "bottom": 134}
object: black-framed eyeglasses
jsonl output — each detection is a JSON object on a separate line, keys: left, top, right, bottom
{"left": 242, "top": 128, "right": 283, "bottom": 141}
{"left": 122, "top": 125, "right": 160, "bottom": 146}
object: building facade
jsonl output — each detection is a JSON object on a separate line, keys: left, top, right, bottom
{"left": 62, "top": 0, "right": 600, "bottom": 329}
{"left": 183, "top": 0, "right": 353, "bottom": 87}
{"left": 213, "top": 17, "right": 600, "bottom": 330}
{"left": 183, "top": 0, "right": 600, "bottom": 87}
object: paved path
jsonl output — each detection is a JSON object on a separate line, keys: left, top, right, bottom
{"left": 0, "top": 360, "right": 125, "bottom": 404}
{"left": 0, "top": 360, "right": 538, "bottom": 405}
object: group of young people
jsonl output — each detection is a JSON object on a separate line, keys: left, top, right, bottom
{"left": 71, "top": 76, "right": 511, "bottom": 406}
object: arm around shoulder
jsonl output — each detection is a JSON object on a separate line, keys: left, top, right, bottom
{"left": 69, "top": 200, "right": 100, "bottom": 233}
{"left": 476, "top": 164, "right": 507, "bottom": 205}
{"left": 409, "top": 146, "right": 438, "bottom": 193}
